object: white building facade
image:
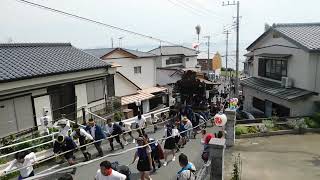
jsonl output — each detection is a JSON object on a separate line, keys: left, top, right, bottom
{"left": 242, "top": 23, "right": 320, "bottom": 117}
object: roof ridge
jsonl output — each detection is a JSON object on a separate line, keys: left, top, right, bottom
{"left": 274, "top": 22, "right": 320, "bottom": 27}
{"left": 0, "top": 43, "right": 71, "bottom": 48}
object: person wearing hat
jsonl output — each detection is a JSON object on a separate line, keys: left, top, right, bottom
{"left": 70, "top": 124, "right": 93, "bottom": 161}
{"left": 54, "top": 119, "right": 71, "bottom": 137}
{"left": 53, "top": 135, "right": 77, "bottom": 174}
{"left": 85, "top": 119, "right": 106, "bottom": 157}
{"left": 131, "top": 137, "right": 153, "bottom": 180}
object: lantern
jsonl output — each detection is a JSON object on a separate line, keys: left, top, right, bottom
{"left": 213, "top": 113, "right": 227, "bottom": 126}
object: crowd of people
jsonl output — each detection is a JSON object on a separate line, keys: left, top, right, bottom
{"left": 2, "top": 94, "right": 230, "bottom": 180}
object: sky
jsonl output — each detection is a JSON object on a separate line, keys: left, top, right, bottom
{"left": 1, "top": 0, "right": 320, "bottom": 69}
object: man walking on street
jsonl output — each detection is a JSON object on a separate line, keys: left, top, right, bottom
{"left": 85, "top": 119, "right": 106, "bottom": 157}
{"left": 105, "top": 119, "right": 124, "bottom": 151}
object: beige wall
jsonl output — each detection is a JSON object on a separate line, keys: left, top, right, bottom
{"left": 114, "top": 73, "right": 139, "bottom": 97}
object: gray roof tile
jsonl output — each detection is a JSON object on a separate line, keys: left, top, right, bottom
{"left": 84, "top": 48, "right": 156, "bottom": 58}
{"left": 247, "top": 23, "right": 320, "bottom": 52}
{"left": 0, "top": 43, "right": 110, "bottom": 82}
{"left": 275, "top": 23, "right": 320, "bottom": 51}
{"left": 240, "top": 77, "right": 316, "bottom": 101}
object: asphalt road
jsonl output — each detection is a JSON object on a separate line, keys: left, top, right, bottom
{"left": 26, "top": 124, "right": 213, "bottom": 180}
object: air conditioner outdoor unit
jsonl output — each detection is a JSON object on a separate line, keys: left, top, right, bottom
{"left": 281, "top": 77, "right": 292, "bottom": 88}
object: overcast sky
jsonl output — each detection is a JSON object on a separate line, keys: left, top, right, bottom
{"left": 1, "top": 0, "right": 320, "bottom": 68}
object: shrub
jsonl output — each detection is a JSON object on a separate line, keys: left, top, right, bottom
{"left": 114, "top": 111, "right": 124, "bottom": 122}
{"left": 287, "top": 118, "right": 308, "bottom": 129}
{"left": 247, "top": 126, "right": 259, "bottom": 133}
{"left": 235, "top": 126, "right": 248, "bottom": 135}
{"left": 312, "top": 112, "right": 320, "bottom": 124}
{"left": 262, "top": 120, "right": 274, "bottom": 130}
{"left": 305, "top": 117, "right": 320, "bottom": 128}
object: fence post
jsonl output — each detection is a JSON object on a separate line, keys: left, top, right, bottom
{"left": 208, "top": 138, "right": 226, "bottom": 180}
{"left": 225, "top": 108, "right": 236, "bottom": 147}
{"left": 82, "top": 107, "right": 86, "bottom": 125}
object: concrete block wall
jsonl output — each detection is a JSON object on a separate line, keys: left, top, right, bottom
{"left": 209, "top": 138, "right": 226, "bottom": 180}
{"left": 225, "top": 109, "right": 236, "bottom": 147}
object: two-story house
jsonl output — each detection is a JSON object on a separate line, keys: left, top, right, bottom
{"left": 148, "top": 46, "right": 200, "bottom": 105}
{"left": 241, "top": 23, "right": 320, "bottom": 117}
{"left": 0, "top": 43, "right": 116, "bottom": 137}
{"left": 85, "top": 48, "right": 168, "bottom": 116}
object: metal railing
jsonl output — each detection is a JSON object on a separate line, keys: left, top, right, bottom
{"left": 196, "top": 160, "right": 211, "bottom": 180}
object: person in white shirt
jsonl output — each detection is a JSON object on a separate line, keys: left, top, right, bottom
{"left": 70, "top": 124, "right": 93, "bottom": 161}
{"left": 162, "top": 123, "right": 178, "bottom": 167}
{"left": 135, "top": 111, "right": 146, "bottom": 136}
{"left": 105, "top": 119, "right": 124, "bottom": 151}
{"left": 95, "top": 160, "right": 126, "bottom": 180}
{"left": 1, "top": 151, "right": 36, "bottom": 179}
{"left": 150, "top": 114, "right": 159, "bottom": 133}
{"left": 54, "top": 119, "right": 71, "bottom": 137}
{"left": 119, "top": 121, "right": 135, "bottom": 145}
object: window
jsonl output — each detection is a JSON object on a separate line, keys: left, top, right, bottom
{"left": 166, "top": 57, "right": 183, "bottom": 65}
{"left": 86, "top": 80, "right": 105, "bottom": 103}
{"left": 252, "top": 97, "right": 265, "bottom": 112}
{"left": 134, "top": 66, "right": 142, "bottom": 74}
{"left": 258, "top": 58, "right": 287, "bottom": 80}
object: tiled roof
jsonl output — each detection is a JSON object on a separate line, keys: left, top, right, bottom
{"left": 83, "top": 48, "right": 115, "bottom": 58}
{"left": 84, "top": 48, "right": 156, "bottom": 58}
{"left": 148, "top": 46, "right": 197, "bottom": 56}
{"left": 241, "top": 77, "right": 316, "bottom": 101}
{"left": 275, "top": 23, "right": 320, "bottom": 51}
{"left": 0, "top": 43, "right": 110, "bottom": 82}
{"left": 247, "top": 23, "right": 320, "bottom": 52}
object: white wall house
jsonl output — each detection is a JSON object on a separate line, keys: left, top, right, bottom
{"left": 241, "top": 23, "right": 320, "bottom": 117}
{"left": 85, "top": 48, "right": 168, "bottom": 115}
{"left": 148, "top": 46, "right": 200, "bottom": 106}
{"left": 0, "top": 43, "right": 116, "bottom": 138}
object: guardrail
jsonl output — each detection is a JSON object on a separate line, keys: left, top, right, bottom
{"left": 121, "top": 107, "right": 170, "bottom": 124}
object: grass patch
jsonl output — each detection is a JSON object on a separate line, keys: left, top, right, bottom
{"left": 235, "top": 126, "right": 248, "bottom": 135}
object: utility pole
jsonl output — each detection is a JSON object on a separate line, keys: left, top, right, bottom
{"left": 223, "top": 1, "right": 240, "bottom": 97}
{"left": 204, "top": 36, "right": 210, "bottom": 76}
{"left": 223, "top": 30, "right": 230, "bottom": 78}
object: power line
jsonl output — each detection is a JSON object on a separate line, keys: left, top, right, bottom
{"left": 166, "top": 0, "right": 206, "bottom": 16}
{"left": 14, "top": 0, "right": 178, "bottom": 46}
{"left": 179, "top": 0, "right": 226, "bottom": 20}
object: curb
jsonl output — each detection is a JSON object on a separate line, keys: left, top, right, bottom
{"left": 236, "top": 128, "right": 320, "bottom": 139}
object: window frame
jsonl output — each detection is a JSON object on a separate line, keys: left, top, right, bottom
{"left": 252, "top": 97, "right": 265, "bottom": 112}
{"left": 166, "top": 57, "right": 183, "bottom": 65}
{"left": 258, "top": 58, "right": 287, "bottom": 81}
{"left": 134, "top": 66, "right": 142, "bottom": 74}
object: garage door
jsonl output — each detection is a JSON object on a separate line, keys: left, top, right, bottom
{"left": 0, "top": 95, "right": 34, "bottom": 137}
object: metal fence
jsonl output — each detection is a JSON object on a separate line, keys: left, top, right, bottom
{"left": 196, "top": 160, "right": 212, "bottom": 180}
